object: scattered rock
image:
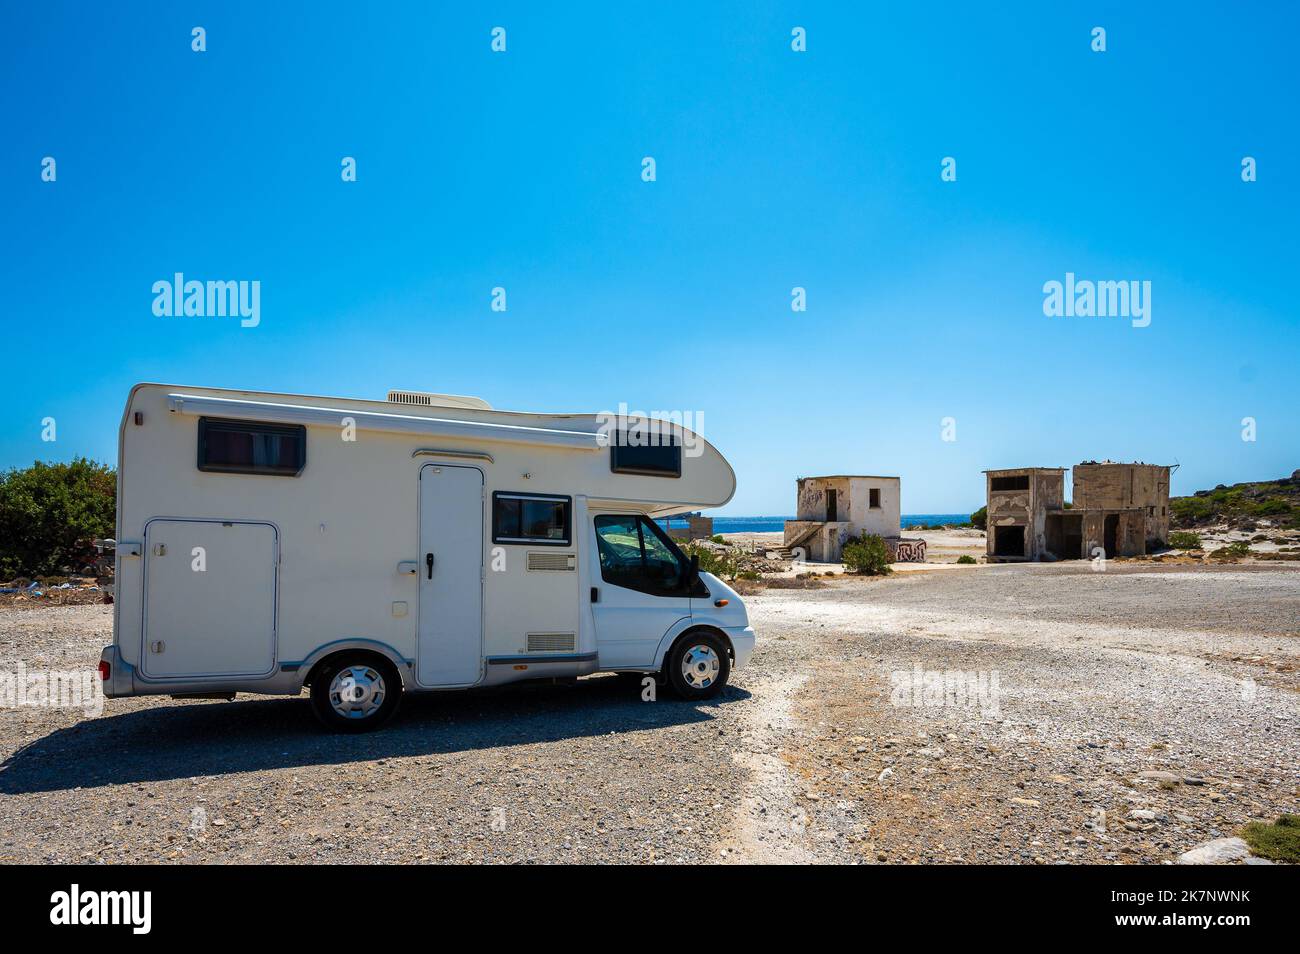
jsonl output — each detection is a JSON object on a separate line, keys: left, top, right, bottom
{"left": 1176, "top": 837, "right": 1251, "bottom": 865}
{"left": 1138, "top": 771, "right": 1180, "bottom": 783}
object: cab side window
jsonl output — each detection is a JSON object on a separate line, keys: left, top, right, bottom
{"left": 594, "top": 514, "right": 688, "bottom": 596}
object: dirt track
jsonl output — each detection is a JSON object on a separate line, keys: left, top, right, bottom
{"left": 1, "top": 562, "right": 1296, "bottom": 863}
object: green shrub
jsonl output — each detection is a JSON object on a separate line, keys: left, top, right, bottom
{"left": 1241, "top": 814, "right": 1300, "bottom": 864}
{"left": 1170, "top": 496, "right": 1214, "bottom": 524}
{"left": 1171, "top": 484, "right": 1298, "bottom": 528}
{"left": 1209, "top": 540, "right": 1252, "bottom": 559}
{"left": 684, "top": 543, "right": 730, "bottom": 578}
{"left": 0, "top": 459, "right": 116, "bottom": 578}
{"left": 970, "top": 506, "right": 987, "bottom": 531}
{"left": 842, "top": 533, "right": 892, "bottom": 576}
{"left": 1168, "top": 531, "right": 1202, "bottom": 550}
{"left": 956, "top": 554, "right": 977, "bottom": 565}
{"left": 710, "top": 534, "right": 728, "bottom": 544}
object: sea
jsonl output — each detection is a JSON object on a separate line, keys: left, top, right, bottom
{"left": 662, "top": 514, "right": 973, "bottom": 533}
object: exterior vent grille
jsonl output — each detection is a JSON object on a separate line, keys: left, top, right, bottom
{"left": 386, "top": 390, "right": 493, "bottom": 410}
{"left": 527, "top": 632, "right": 576, "bottom": 653}
{"left": 387, "top": 390, "right": 435, "bottom": 406}
{"left": 527, "top": 551, "right": 575, "bottom": 571}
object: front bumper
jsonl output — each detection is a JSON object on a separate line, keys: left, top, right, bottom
{"left": 726, "top": 625, "right": 756, "bottom": 670}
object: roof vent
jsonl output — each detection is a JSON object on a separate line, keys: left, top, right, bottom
{"left": 386, "top": 390, "right": 492, "bottom": 410}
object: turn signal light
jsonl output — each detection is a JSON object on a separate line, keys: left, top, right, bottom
{"left": 714, "top": 599, "right": 729, "bottom": 607}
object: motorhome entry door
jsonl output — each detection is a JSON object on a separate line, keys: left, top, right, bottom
{"left": 417, "top": 464, "right": 485, "bottom": 687}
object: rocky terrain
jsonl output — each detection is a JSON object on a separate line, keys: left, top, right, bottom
{"left": 0, "top": 562, "right": 1296, "bottom": 864}
{"left": 741, "top": 563, "right": 1299, "bottom": 863}
{"left": 1171, "top": 469, "right": 1300, "bottom": 532}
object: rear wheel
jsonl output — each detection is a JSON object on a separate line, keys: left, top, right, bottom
{"left": 309, "top": 653, "right": 403, "bottom": 732}
{"left": 665, "top": 631, "right": 730, "bottom": 700}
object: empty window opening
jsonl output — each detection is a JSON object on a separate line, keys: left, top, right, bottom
{"left": 993, "top": 525, "right": 1026, "bottom": 557}
{"left": 991, "top": 475, "right": 1030, "bottom": 492}
{"left": 825, "top": 488, "right": 838, "bottom": 522}
{"left": 869, "top": 488, "right": 881, "bottom": 509}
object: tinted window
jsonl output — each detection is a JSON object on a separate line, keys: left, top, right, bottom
{"left": 610, "top": 435, "right": 682, "bottom": 478}
{"left": 493, "top": 493, "right": 570, "bottom": 545}
{"left": 198, "top": 418, "right": 305, "bottom": 476}
{"left": 594, "top": 514, "right": 689, "bottom": 595}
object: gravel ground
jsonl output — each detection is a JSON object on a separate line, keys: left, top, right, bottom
{"left": 0, "top": 562, "right": 1296, "bottom": 864}
{"left": 742, "top": 562, "right": 1300, "bottom": 864}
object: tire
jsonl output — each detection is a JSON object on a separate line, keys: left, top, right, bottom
{"left": 309, "top": 653, "right": 403, "bottom": 732}
{"left": 665, "top": 631, "right": 731, "bottom": 700}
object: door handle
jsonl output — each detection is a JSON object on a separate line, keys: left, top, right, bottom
{"left": 425, "top": 552, "right": 435, "bottom": 579}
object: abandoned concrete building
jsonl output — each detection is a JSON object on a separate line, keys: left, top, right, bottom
{"left": 985, "top": 461, "right": 1171, "bottom": 562}
{"left": 662, "top": 513, "right": 714, "bottom": 543}
{"left": 783, "top": 475, "right": 904, "bottom": 562}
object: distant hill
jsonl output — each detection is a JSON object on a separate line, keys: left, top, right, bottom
{"left": 1171, "top": 470, "right": 1300, "bottom": 529}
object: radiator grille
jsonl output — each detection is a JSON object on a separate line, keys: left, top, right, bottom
{"left": 526, "top": 632, "right": 576, "bottom": 653}
{"left": 527, "top": 551, "right": 575, "bottom": 571}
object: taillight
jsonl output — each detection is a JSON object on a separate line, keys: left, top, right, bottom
{"left": 98, "top": 660, "right": 110, "bottom": 681}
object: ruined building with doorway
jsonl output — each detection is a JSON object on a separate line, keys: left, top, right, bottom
{"left": 783, "top": 474, "right": 924, "bottom": 562}
{"left": 985, "top": 461, "right": 1171, "bottom": 562}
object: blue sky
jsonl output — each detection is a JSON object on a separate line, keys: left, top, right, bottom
{"left": 2, "top": 2, "right": 1296, "bottom": 514}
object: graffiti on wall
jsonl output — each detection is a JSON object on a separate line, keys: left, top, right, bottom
{"left": 890, "top": 538, "right": 927, "bottom": 563}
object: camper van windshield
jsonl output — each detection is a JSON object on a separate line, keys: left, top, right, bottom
{"left": 594, "top": 514, "right": 693, "bottom": 596}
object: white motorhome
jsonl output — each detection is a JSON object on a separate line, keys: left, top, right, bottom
{"left": 99, "top": 384, "right": 755, "bottom": 731}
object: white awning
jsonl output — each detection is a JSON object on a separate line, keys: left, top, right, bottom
{"left": 166, "top": 393, "right": 600, "bottom": 450}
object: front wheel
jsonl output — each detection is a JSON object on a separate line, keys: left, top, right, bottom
{"left": 309, "top": 653, "right": 403, "bottom": 732}
{"left": 666, "top": 631, "right": 731, "bottom": 700}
